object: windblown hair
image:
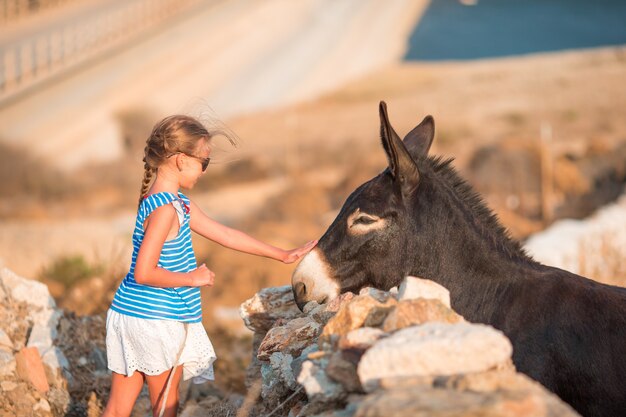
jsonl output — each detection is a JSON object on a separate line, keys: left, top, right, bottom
{"left": 138, "top": 115, "right": 233, "bottom": 207}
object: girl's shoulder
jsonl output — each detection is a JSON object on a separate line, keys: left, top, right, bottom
{"left": 177, "top": 191, "right": 190, "bottom": 205}
{"left": 139, "top": 191, "right": 183, "bottom": 216}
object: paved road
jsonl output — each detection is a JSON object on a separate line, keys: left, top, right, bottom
{"left": 0, "top": 0, "right": 427, "bottom": 171}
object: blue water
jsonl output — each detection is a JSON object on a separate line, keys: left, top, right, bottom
{"left": 405, "top": 0, "right": 626, "bottom": 61}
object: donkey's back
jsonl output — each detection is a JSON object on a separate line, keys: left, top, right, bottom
{"left": 478, "top": 267, "right": 626, "bottom": 417}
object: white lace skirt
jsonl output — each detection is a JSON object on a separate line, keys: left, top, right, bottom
{"left": 106, "top": 309, "right": 217, "bottom": 384}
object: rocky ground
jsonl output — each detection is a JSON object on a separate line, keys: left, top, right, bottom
{"left": 222, "top": 277, "right": 580, "bottom": 416}
{"left": 1, "top": 262, "right": 583, "bottom": 417}
{"left": 0, "top": 264, "right": 253, "bottom": 417}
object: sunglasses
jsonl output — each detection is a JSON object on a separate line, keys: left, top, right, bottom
{"left": 170, "top": 152, "right": 210, "bottom": 172}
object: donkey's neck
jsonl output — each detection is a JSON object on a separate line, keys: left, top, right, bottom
{"left": 408, "top": 166, "right": 541, "bottom": 321}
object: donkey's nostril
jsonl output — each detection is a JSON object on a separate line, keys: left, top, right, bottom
{"left": 295, "top": 281, "right": 306, "bottom": 296}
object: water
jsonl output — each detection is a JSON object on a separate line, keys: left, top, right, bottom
{"left": 405, "top": 0, "right": 626, "bottom": 61}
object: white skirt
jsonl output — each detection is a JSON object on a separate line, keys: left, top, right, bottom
{"left": 106, "top": 309, "right": 217, "bottom": 384}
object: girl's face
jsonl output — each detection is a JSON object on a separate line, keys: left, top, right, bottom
{"left": 179, "top": 139, "right": 211, "bottom": 189}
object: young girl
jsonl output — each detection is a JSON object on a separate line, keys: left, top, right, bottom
{"left": 102, "top": 115, "right": 317, "bottom": 417}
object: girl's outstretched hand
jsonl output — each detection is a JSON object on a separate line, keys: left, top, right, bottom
{"left": 189, "top": 263, "right": 215, "bottom": 287}
{"left": 282, "top": 240, "right": 318, "bottom": 264}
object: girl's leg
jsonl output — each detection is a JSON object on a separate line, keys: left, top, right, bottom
{"left": 102, "top": 371, "right": 145, "bottom": 417}
{"left": 145, "top": 366, "right": 184, "bottom": 417}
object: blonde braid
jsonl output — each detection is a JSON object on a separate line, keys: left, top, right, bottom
{"left": 138, "top": 162, "right": 154, "bottom": 208}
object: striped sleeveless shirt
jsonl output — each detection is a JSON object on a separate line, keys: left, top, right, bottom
{"left": 110, "top": 191, "right": 202, "bottom": 323}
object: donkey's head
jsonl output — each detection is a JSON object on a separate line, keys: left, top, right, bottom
{"left": 292, "top": 101, "right": 437, "bottom": 310}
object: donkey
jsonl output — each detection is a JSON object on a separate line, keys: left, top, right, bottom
{"left": 292, "top": 102, "right": 626, "bottom": 417}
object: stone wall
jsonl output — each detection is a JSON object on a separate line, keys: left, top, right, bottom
{"left": 240, "top": 277, "right": 581, "bottom": 417}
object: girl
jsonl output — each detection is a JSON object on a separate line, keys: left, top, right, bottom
{"left": 102, "top": 115, "right": 317, "bottom": 417}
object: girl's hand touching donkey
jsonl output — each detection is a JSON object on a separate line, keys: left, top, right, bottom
{"left": 282, "top": 239, "right": 318, "bottom": 264}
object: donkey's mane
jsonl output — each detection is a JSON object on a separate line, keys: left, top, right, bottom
{"left": 425, "top": 155, "right": 534, "bottom": 264}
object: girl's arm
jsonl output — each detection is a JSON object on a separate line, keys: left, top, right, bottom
{"left": 135, "top": 204, "right": 214, "bottom": 287}
{"left": 189, "top": 200, "right": 316, "bottom": 263}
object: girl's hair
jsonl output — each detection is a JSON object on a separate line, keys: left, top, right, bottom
{"left": 138, "top": 115, "right": 232, "bottom": 207}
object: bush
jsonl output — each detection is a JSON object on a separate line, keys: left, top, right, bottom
{"left": 39, "top": 255, "right": 104, "bottom": 287}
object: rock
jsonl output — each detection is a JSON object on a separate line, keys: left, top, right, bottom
{"left": 0, "top": 329, "right": 13, "bottom": 350}
{"left": 257, "top": 317, "right": 322, "bottom": 361}
{"left": 357, "top": 323, "right": 512, "bottom": 391}
{"left": 358, "top": 287, "right": 393, "bottom": 303}
{"left": 47, "top": 387, "right": 71, "bottom": 415}
{"left": 27, "top": 323, "right": 56, "bottom": 354}
{"left": 0, "top": 267, "right": 55, "bottom": 309}
{"left": 352, "top": 386, "right": 580, "bottom": 417}
{"left": 381, "top": 299, "right": 462, "bottom": 332}
{"left": 34, "top": 398, "right": 52, "bottom": 413}
{"left": 297, "top": 359, "right": 346, "bottom": 403}
{"left": 15, "top": 347, "right": 49, "bottom": 393}
{"left": 324, "top": 292, "right": 356, "bottom": 313}
{"left": 313, "top": 401, "right": 361, "bottom": 417}
{"left": 42, "top": 347, "right": 70, "bottom": 373}
{"left": 240, "top": 286, "right": 305, "bottom": 333}
{"left": 434, "top": 368, "right": 539, "bottom": 393}
{"left": 291, "top": 344, "right": 320, "bottom": 385}
{"left": 1, "top": 380, "right": 17, "bottom": 391}
{"left": 297, "top": 401, "right": 342, "bottom": 417}
{"left": 4, "top": 385, "right": 41, "bottom": 417}
{"left": 326, "top": 351, "right": 363, "bottom": 393}
{"left": 372, "top": 366, "right": 518, "bottom": 392}
{"left": 270, "top": 352, "right": 297, "bottom": 390}
{"left": 397, "top": 276, "right": 450, "bottom": 307}
{"left": 303, "top": 301, "right": 321, "bottom": 314}
{"left": 321, "top": 295, "right": 397, "bottom": 341}
{"left": 308, "top": 303, "right": 336, "bottom": 326}
{"left": 260, "top": 351, "right": 299, "bottom": 401}
{"left": 0, "top": 349, "right": 16, "bottom": 376}
{"left": 337, "top": 327, "right": 387, "bottom": 351}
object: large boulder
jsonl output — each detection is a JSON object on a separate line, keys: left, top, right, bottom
{"left": 357, "top": 322, "right": 513, "bottom": 392}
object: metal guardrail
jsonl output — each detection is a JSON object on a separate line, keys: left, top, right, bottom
{"left": 1, "top": 0, "right": 79, "bottom": 25}
{"left": 0, "top": 0, "right": 206, "bottom": 107}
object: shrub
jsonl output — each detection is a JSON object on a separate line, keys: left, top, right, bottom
{"left": 39, "top": 254, "right": 104, "bottom": 287}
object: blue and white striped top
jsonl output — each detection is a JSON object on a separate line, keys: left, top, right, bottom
{"left": 110, "top": 191, "right": 202, "bottom": 323}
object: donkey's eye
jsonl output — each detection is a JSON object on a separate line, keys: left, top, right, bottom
{"left": 347, "top": 211, "right": 385, "bottom": 235}
{"left": 354, "top": 216, "right": 377, "bottom": 225}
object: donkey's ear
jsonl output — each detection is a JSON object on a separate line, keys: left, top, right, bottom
{"left": 379, "top": 101, "right": 420, "bottom": 195}
{"left": 403, "top": 115, "right": 435, "bottom": 159}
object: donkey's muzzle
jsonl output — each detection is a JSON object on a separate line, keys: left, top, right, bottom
{"left": 292, "top": 281, "right": 308, "bottom": 311}
{"left": 291, "top": 248, "right": 340, "bottom": 311}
